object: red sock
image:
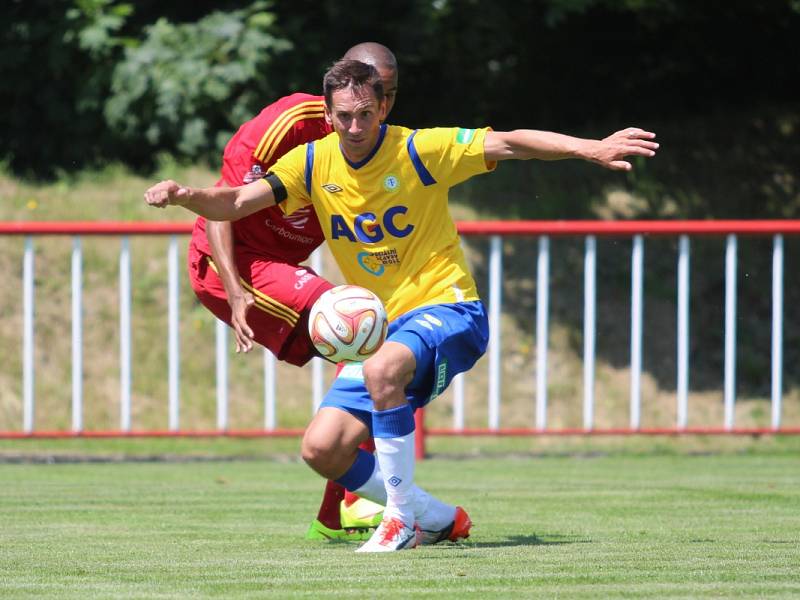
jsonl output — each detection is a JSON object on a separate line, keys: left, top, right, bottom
{"left": 318, "top": 365, "right": 375, "bottom": 523}
{"left": 343, "top": 438, "right": 376, "bottom": 507}
{"left": 316, "top": 480, "right": 345, "bottom": 530}
{"left": 321, "top": 363, "right": 364, "bottom": 521}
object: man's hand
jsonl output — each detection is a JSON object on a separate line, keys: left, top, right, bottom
{"left": 143, "top": 180, "right": 190, "bottom": 208}
{"left": 589, "top": 128, "right": 659, "bottom": 171}
{"left": 143, "top": 178, "right": 275, "bottom": 220}
{"left": 228, "top": 291, "right": 256, "bottom": 353}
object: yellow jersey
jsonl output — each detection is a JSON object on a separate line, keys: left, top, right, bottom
{"left": 269, "top": 124, "right": 495, "bottom": 320}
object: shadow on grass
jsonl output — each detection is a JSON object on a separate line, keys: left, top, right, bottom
{"left": 315, "top": 533, "right": 592, "bottom": 551}
{"left": 472, "top": 533, "right": 592, "bottom": 548}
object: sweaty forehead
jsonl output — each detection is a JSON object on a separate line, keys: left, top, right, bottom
{"left": 332, "top": 85, "right": 379, "bottom": 111}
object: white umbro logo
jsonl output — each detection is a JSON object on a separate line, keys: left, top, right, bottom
{"left": 414, "top": 314, "right": 443, "bottom": 330}
{"left": 321, "top": 183, "right": 343, "bottom": 193}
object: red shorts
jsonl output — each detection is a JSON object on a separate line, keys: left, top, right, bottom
{"left": 187, "top": 240, "right": 333, "bottom": 367}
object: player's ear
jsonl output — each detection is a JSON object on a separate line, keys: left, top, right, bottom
{"left": 324, "top": 105, "right": 333, "bottom": 126}
{"left": 378, "top": 97, "right": 388, "bottom": 122}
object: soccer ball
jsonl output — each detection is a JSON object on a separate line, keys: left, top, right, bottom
{"left": 308, "top": 285, "right": 388, "bottom": 362}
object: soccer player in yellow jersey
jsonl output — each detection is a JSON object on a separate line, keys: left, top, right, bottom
{"left": 145, "top": 60, "right": 659, "bottom": 552}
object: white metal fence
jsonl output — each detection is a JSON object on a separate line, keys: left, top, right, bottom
{"left": 3, "top": 220, "right": 799, "bottom": 437}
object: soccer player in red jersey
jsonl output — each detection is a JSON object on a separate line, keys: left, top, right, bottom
{"left": 187, "top": 43, "right": 399, "bottom": 541}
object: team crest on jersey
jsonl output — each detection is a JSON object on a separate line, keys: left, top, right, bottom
{"left": 383, "top": 174, "right": 400, "bottom": 192}
{"left": 321, "top": 183, "right": 343, "bottom": 193}
{"left": 243, "top": 164, "right": 264, "bottom": 184}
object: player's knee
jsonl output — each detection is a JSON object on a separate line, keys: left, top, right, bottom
{"left": 362, "top": 354, "right": 407, "bottom": 408}
{"left": 301, "top": 430, "right": 335, "bottom": 473}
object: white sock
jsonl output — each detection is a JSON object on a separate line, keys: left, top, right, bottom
{"left": 353, "top": 459, "right": 387, "bottom": 505}
{"left": 374, "top": 432, "right": 416, "bottom": 527}
{"left": 413, "top": 488, "right": 457, "bottom": 532}
{"left": 353, "top": 455, "right": 455, "bottom": 530}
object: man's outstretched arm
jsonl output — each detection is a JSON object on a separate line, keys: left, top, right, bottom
{"left": 143, "top": 178, "right": 277, "bottom": 220}
{"left": 484, "top": 127, "right": 658, "bottom": 171}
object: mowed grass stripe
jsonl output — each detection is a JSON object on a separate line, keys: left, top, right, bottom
{"left": 1, "top": 455, "right": 799, "bottom": 598}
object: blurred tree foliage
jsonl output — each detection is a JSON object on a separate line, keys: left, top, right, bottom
{"left": 1, "top": 0, "right": 133, "bottom": 175}
{"left": 1, "top": 0, "right": 798, "bottom": 186}
{"left": 105, "top": 2, "right": 291, "bottom": 166}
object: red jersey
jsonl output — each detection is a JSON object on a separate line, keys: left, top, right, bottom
{"left": 191, "top": 93, "right": 332, "bottom": 263}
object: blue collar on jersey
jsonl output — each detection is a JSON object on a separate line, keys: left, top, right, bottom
{"left": 340, "top": 124, "right": 388, "bottom": 169}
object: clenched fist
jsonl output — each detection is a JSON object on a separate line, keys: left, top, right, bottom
{"left": 143, "top": 180, "right": 190, "bottom": 208}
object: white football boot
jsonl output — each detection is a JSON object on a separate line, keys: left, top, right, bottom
{"left": 355, "top": 517, "right": 420, "bottom": 553}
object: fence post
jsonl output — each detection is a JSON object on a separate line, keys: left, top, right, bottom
{"left": 677, "top": 235, "right": 690, "bottom": 429}
{"left": 630, "top": 235, "right": 644, "bottom": 430}
{"left": 535, "top": 236, "right": 549, "bottom": 430}
{"left": 120, "top": 236, "right": 132, "bottom": 432}
{"left": 771, "top": 234, "right": 784, "bottom": 430}
{"left": 168, "top": 236, "right": 180, "bottom": 431}
{"left": 488, "top": 235, "right": 503, "bottom": 430}
{"left": 23, "top": 236, "right": 35, "bottom": 433}
{"left": 583, "top": 236, "right": 596, "bottom": 431}
{"left": 264, "top": 349, "right": 276, "bottom": 430}
{"left": 724, "top": 234, "right": 737, "bottom": 430}
{"left": 216, "top": 320, "right": 228, "bottom": 431}
{"left": 71, "top": 236, "right": 83, "bottom": 433}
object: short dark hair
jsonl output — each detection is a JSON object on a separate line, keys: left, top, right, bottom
{"left": 323, "top": 59, "right": 384, "bottom": 109}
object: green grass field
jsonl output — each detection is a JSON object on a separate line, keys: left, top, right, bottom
{"left": 2, "top": 446, "right": 799, "bottom": 598}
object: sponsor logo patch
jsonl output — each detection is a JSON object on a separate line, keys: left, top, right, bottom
{"left": 357, "top": 248, "right": 400, "bottom": 275}
{"left": 357, "top": 252, "right": 385, "bottom": 276}
{"left": 282, "top": 207, "right": 312, "bottom": 229}
{"left": 263, "top": 217, "right": 315, "bottom": 244}
{"left": 331, "top": 206, "right": 414, "bottom": 243}
{"left": 456, "top": 128, "right": 476, "bottom": 144}
{"left": 321, "top": 183, "right": 343, "bottom": 193}
{"left": 430, "top": 359, "right": 449, "bottom": 402}
{"left": 294, "top": 270, "right": 315, "bottom": 290}
{"left": 388, "top": 476, "right": 402, "bottom": 487}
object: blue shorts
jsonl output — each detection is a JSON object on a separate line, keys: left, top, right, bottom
{"left": 319, "top": 301, "right": 489, "bottom": 433}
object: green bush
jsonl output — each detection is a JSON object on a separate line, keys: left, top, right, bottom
{"left": 105, "top": 2, "right": 291, "bottom": 167}
{"left": 0, "top": 0, "right": 133, "bottom": 176}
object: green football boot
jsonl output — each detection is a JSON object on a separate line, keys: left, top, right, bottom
{"left": 340, "top": 497, "right": 384, "bottom": 529}
{"left": 304, "top": 519, "right": 372, "bottom": 541}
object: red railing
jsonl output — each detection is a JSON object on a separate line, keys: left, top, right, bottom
{"left": 2, "top": 220, "right": 798, "bottom": 459}
{"left": 4, "top": 219, "right": 800, "bottom": 236}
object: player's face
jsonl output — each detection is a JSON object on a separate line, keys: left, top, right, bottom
{"left": 326, "top": 86, "right": 387, "bottom": 163}
{"left": 376, "top": 67, "right": 398, "bottom": 118}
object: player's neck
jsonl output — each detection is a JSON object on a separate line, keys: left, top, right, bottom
{"left": 340, "top": 124, "right": 388, "bottom": 169}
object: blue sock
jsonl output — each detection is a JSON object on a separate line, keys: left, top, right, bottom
{"left": 372, "top": 403, "right": 415, "bottom": 438}
{"left": 334, "top": 448, "right": 375, "bottom": 491}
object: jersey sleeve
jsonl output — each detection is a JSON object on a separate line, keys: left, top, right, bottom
{"left": 410, "top": 126, "right": 496, "bottom": 188}
{"left": 268, "top": 143, "right": 312, "bottom": 215}
{"left": 252, "top": 98, "right": 327, "bottom": 168}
